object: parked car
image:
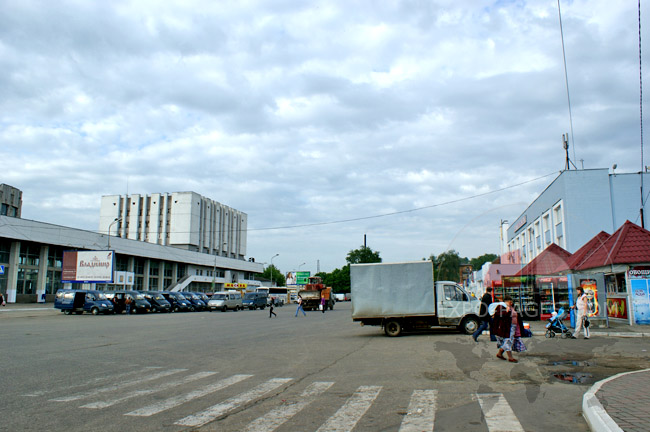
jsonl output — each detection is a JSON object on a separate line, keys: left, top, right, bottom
{"left": 104, "top": 291, "right": 152, "bottom": 314}
{"left": 142, "top": 291, "right": 173, "bottom": 313}
{"left": 208, "top": 291, "right": 243, "bottom": 312}
{"left": 195, "top": 293, "right": 211, "bottom": 304}
{"left": 161, "top": 292, "right": 192, "bottom": 312}
{"left": 242, "top": 292, "right": 267, "bottom": 310}
{"left": 54, "top": 289, "right": 114, "bottom": 315}
{"left": 181, "top": 292, "right": 207, "bottom": 311}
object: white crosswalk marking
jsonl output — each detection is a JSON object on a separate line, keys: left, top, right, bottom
{"left": 81, "top": 371, "right": 217, "bottom": 409}
{"left": 23, "top": 367, "right": 163, "bottom": 397}
{"left": 476, "top": 393, "right": 525, "bottom": 432}
{"left": 175, "top": 377, "right": 294, "bottom": 427}
{"left": 125, "top": 374, "right": 252, "bottom": 417}
{"left": 244, "top": 381, "right": 335, "bottom": 432}
{"left": 316, "top": 385, "right": 382, "bottom": 432}
{"left": 399, "top": 389, "right": 437, "bottom": 432}
{"left": 49, "top": 368, "right": 186, "bottom": 402}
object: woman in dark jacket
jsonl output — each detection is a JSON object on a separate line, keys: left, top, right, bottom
{"left": 493, "top": 295, "right": 527, "bottom": 363}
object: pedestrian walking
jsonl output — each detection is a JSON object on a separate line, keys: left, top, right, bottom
{"left": 570, "top": 287, "right": 591, "bottom": 339}
{"left": 0, "top": 291, "right": 6, "bottom": 306}
{"left": 472, "top": 287, "right": 493, "bottom": 342}
{"left": 295, "top": 295, "right": 306, "bottom": 317}
{"left": 125, "top": 295, "right": 132, "bottom": 315}
{"left": 320, "top": 295, "right": 326, "bottom": 314}
{"left": 493, "top": 295, "right": 527, "bottom": 363}
{"left": 269, "top": 302, "right": 277, "bottom": 318}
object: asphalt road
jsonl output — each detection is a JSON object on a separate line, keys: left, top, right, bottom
{"left": 1, "top": 302, "right": 649, "bottom": 432}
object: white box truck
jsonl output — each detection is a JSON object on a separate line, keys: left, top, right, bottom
{"left": 351, "top": 261, "right": 480, "bottom": 337}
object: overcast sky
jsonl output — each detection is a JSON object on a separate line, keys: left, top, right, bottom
{"left": 1, "top": 0, "right": 647, "bottom": 274}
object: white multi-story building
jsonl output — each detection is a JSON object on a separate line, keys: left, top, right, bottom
{"left": 99, "top": 192, "right": 247, "bottom": 260}
{"left": 507, "top": 168, "right": 649, "bottom": 265}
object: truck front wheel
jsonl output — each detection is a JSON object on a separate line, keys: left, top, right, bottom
{"left": 384, "top": 320, "right": 402, "bottom": 337}
{"left": 459, "top": 316, "right": 479, "bottom": 335}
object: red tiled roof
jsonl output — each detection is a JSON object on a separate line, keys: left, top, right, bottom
{"left": 554, "top": 231, "right": 611, "bottom": 272}
{"left": 515, "top": 243, "right": 572, "bottom": 276}
{"left": 575, "top": 221, "right": 650, "bottom": 270}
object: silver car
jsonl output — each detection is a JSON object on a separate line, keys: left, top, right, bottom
{"left": 208, "top": 291, "right": 243, "bottom": 312}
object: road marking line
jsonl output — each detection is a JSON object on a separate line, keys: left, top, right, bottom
{"left": 24, "top": 367, "right": 163, "bottom": 397}
{"left": 316, "top": 385, "right": 382, "bottom": 432}
{"left": 399, "top": 389, "right": 437, "bottom": 432}
{"left": 476, "top": 393, "right": 525, "bottom": 432}
{"left": 49, "top": 369, "right": 186, "bottom": 402}
{"left": 125, "top": 374, "right": 252, "bottom": 417}
{"left": 175, "top": 378, "right": 293, "bottom": 427}
{"left": 244, "top": 381, "right": 335, "bottom": 432}
{"left": 81, "top": 371, "right": 217, "bottom": 409}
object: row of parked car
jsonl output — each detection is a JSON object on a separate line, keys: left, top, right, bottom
{"left": 54, "top": 289, "right": 283, "bottom": 315}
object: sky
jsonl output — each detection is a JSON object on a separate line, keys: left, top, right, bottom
{"left": 1, "top": 0, "right": 647, "bottom": 275}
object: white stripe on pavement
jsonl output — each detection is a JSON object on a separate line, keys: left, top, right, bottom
{"left": 24, "top": 367, "right": 163, "bottom": 397}
{"left": 81, "top": 371, "right": 217, "bottom": 409}
{"left": 476, "top": 393, "right": 524, "bottom": 432}
{"left": 316, "top": 385, "right": 382, "bottom": 432}
{"left": 399, "top": 389, "right": 437, "bottom": 432}
{"left": 49, "top": 369, "right": 186, "bottom": 402}
{"left": 244, "top": 381, "right": 335, "bottom": 432}
{"left": 125, "top": 374, "right": 252, "bottom": 417}
{"left": 175, "top": 378, "right": 294, "bottom": 427}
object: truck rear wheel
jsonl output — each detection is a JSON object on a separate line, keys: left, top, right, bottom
{"left": 384, "top": 320, "right": 402, "bottom": 337}
{"left": 459, "top": 316, "right": 479, "bottom": 335}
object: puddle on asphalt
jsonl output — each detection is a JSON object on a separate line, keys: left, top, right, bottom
{"left": 552, "top": 372, "right": 594, "bottom": 384}
{"left": 549, "top": 360, "right": 596, "bottom": 367}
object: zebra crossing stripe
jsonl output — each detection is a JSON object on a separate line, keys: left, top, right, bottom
{"left": 49, "top": 369, "right": 186, "bottom": 402}
{"left": 81, "top": 371, "right": 217, "bottom": 409}
{"left": 175, "top": 378, "right": 294, "bottom": 427}
{"left": 315, "top": 385, "right": 382, "bottom": 432}
{"left": 125, "top": 374, "right": 252, "bottom": 417}
{"left": 24, "top": 367, "right": 163, "bottom": 397}
{"left": 476, "top": 393, "right": 525, "bottom": 432}
{"left": 244, "top": 381, "right": 335, "bottom": 432}
{"left": 399, "top": 389, "right": 437, "bottom": 432}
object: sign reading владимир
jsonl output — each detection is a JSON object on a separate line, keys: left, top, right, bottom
{"left": 62, "top": 250, "right": 114, "bottom": 283}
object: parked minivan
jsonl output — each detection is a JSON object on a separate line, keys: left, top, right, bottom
{"left": 161, "top": 291, "right": 192, "bottom": 312}
{"left": 105, "top": 291, "right": 152, "bottom": 314}
{"left": 142, "top": 291, "right": 172, "bottom": 313}
{"left": 54, "top": 289, "right": 114, "bottom": 315}
{"left": 242, "top": 292, "right": 267, "bottom": 310}
{"left": 208, "top": 291, "right": 242, "bottom": 312}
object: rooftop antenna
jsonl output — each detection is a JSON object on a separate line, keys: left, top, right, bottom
{"left": 558, "top": 0, "right": 578, "bottom": 167}
{"left": 563, "top": 133, "right": 577, "bottom": 170}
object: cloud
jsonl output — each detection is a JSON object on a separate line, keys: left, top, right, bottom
{"left": 1, "top": 0, "right": 646, "bottom": 272}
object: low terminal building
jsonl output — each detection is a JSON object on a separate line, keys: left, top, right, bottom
{"left": 0, "top": 189, "right": 264, "bottom": 303}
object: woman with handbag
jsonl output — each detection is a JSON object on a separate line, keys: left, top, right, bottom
{"left": 570, "top": 287, "right": 591, "bottom": 339}
{"left": 493, "top": 295, "right": 527, "bottom": 363}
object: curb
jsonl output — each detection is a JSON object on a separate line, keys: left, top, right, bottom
{"left": 531, "top": 330, "right": 650, "bottom": 338}
{"left": 582, "top": 368, "right": 650, "bottom": 432}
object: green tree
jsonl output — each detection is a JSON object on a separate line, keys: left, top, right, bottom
{"left": 433, "top": 250, "right": 461, "bottom": 282}
{"left": 470, "top": 253, "right": 498, "bottom": 271}
{"left": 261, "top": 265, "right": 285, "bottom": 286}
{"left": 346, "top": 246, "right": 382, "bottom": 264}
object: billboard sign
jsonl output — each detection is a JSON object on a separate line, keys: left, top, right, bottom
{"left": 629, "top": 266, "right": 650, "bottom": 324}
{"left": 62, "top": 251, "right": 114, "bottom": 283}
{"left": 296, "top": 271, "right": 310, "bottom": 285}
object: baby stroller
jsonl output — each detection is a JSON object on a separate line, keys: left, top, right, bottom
{"left": 545, "top": 308, "right": 571, "bottom": 338}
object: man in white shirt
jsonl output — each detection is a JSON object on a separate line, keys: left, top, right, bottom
{"left": 571, "top": 287, "right": 591, "bottom": 339}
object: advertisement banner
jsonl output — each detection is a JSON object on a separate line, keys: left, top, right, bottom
{"left": 580, "top": 279, "right": 599, "bottom": 318}
{"left": 296, "top": 271, "right": 310, "bottom": 285}
{"left": 607, "top": 298, "right": 628, "bottom": 319}
{"left": 62, "top": 251, "right": 114, "bottom": 283}
{"left": 225, "top": 283, "right": 248, "bottom": 289}
{"left": 285, "top": 272, "right": 297, "bottom": 285}
{"left": 629, "top": 266, "right": 650, "bottom": 325}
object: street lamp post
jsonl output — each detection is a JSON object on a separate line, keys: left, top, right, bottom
{"left": 298, "top": 262, "right": 306, "bottom": 271}
{"left": 270, "top": 254, "right": 279, "bottom": 287}
{"left": 107, "top": 217, "right": 121, "bottom": 250}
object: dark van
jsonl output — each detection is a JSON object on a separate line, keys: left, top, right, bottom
{"left": 161, "top": 292, "right": 192, "bottom": 312}
{"left": 142, "top": 291, "right": 172, "bottom": 313}
{"left": 243, "top": 292, "right": 267, "bottom": 310}
{"left": 105, "top": 291, "right": 152, "bottom": 314}
{"left": 54, "top": 289, "right": 114, "bottom": 315}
